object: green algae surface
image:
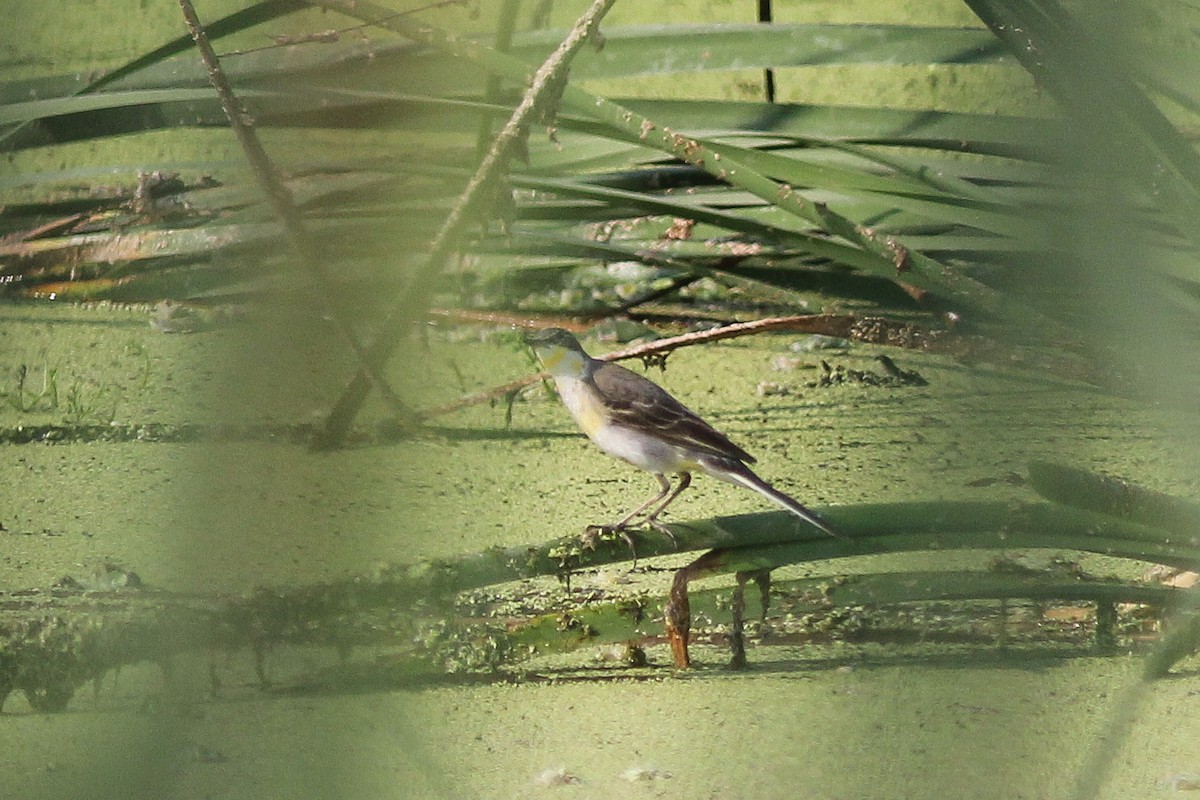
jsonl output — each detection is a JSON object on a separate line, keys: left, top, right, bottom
{"left": 2, "top": 302, "right": 1199, "bottom": 800}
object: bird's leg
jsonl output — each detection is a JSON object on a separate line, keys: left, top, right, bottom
{"left": 643, "top": 472, "right": 691, "bottom": 545}
{"left": 611, "top": 473, "right": 673, "bottom": 530}
{"left": 583, "top": 474, "right": 672, "bottom": 562}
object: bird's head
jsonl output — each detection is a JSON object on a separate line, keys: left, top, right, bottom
{"left": 523, "top": 327, "right": 590, "bottom": 374}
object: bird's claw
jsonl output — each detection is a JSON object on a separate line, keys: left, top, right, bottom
{"left": 582, "top": 518, "right": 677, "bottom": 567}
{"left": 579, "top": 525, "right": 603, "bottom": 551}
{"left": 581, "top": 523, "right": 640, "bottom": 565}
{"left": 645, "top": 517, "right": 679, "bottom": 549}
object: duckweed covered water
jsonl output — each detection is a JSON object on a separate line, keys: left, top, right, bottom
{"left": 2, "top": 302, "right": 1198, "bottom": 799}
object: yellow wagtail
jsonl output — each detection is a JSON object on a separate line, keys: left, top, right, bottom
{"left": 525, "top": 328, "right": 838, "bottom": 541}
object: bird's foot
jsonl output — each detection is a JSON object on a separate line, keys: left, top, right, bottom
{"left": 644, "top": 516, "right": 679, "bottom": 549}
{"left": 579, "top": 525, "right": 603, "bottom": 551}
{"left": 582, "top": 524, "right": 641, "bottom": 565}
{"left": 583, "top": 518, "right": 677, "bottom": 566}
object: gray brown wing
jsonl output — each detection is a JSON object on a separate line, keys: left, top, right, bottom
{"left": 588, "top": 361, "right": 756, "bottom": 464}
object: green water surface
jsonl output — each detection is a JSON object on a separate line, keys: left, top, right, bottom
{"left": 2, "top": 301, "right": 1197, "bottom": 799}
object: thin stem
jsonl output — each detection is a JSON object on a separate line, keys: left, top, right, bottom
{"left": 177, "top": 0, "right": 407, "bottom": 412}
{"left": 314, "top": 0, "right": 619, "bottom": 448}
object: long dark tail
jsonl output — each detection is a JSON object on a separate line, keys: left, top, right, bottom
{"left": 711, "top": 459, "right": 840, "bottom": 537}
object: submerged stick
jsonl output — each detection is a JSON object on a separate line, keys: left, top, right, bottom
{"left": 512, "top": 567, "right": 1185, "bottom": 665}
{"left": 3, "top": 498, "right": 1196, "bottom": 711}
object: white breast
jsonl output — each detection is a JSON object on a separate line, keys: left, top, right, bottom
{"left": 554, "top": 375, "right": 689, "bottom": 474}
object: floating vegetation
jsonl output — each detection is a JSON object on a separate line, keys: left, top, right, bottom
{"left": 811, "top": 355, "right": 929, "bottom": 388}
{"left": 3, "top": 465, "right": 1198, "bottom": 712}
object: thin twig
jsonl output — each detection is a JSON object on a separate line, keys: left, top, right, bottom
{"left": 314, "top": 0, "right": 619, "bottom": 449}
{"left": 418, "top": 309, "right": 1101, "bottom": 423}
{"left": 177, "top": 0, "right": 407, "bottom": 412}
{"left": 599, "top": 314, "right": 858, "bottom": 360}
{"left": 414, "top": 314, "right": 857, "bottom": 421}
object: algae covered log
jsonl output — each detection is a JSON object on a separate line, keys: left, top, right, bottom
{"left": 3, "top": 493, "right": 1199, "bottom": 711}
